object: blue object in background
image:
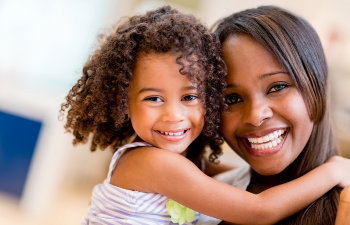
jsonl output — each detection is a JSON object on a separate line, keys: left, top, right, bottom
{"left": 0, "top": 110, "right": 42, "bottom": 197}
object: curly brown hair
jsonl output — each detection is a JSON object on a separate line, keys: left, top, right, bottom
{"left": 60, "top": 5, "right": 227, "bottom": 167}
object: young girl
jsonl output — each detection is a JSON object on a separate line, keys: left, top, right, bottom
{"left": 61, "top": 6, "right": 350, "bottom": 225}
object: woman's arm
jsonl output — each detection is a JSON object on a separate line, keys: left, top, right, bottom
{"left": 115, "top": 148, "right": 350, "bottom": 225}
{"left": 335, "top": 186, "right": 350, "bottom": 225}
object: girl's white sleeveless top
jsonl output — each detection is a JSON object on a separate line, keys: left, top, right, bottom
{"left": 81, "top": 142, "right": 199, "bottom": 225}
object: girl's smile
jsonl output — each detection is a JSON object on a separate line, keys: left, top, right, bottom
{"left": 128, "top": 53, "right": 205, "bottom": 155}
{"left": 220, "top": 34, "right": 314, "bottom": 175}
{"left": 154, "top": 128, "right": 190, "bottom": 142}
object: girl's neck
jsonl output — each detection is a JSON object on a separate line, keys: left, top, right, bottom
{"left": 247, "top": 169, "right": 289, "bottom": 194}
{"left": 132, "top": 136, "right": 188, "bottom": 156}
{"left": 133, "top": 136, "right": 144, "bottom": 143}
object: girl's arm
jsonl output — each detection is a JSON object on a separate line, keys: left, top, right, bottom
{"left": 113, "top": 148, "right": 350, "bottom": 225}
{"left": 335, "top": 186, "right": 350, "bottom": 225}
{"left": 203, "top": 158, "right": 238, "bottom": 177}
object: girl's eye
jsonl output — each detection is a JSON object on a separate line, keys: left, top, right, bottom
{"left": 182, "top": 94, "right": 198, "bottom": 101}
{"left": 225, "top": 93, "right": 242, "bottom": 105}
{"left": 144, "top": 96, "right": 162, "bottom": 102}
{"left": 268, "top": 82, "right": 289, "bottom": 94}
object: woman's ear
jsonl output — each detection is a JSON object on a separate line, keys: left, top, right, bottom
{"left": 335, "top": 186, "right": 350, "bottom": 225}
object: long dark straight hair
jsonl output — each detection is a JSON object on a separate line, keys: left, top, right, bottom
{"left": 215, "top": 5, "right": 340, "bottom": 224}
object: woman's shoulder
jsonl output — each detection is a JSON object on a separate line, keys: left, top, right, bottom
{"left": 213, "top": 165, "right": 251, "bottom": 190}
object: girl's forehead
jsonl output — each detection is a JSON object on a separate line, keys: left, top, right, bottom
{"left": 135, "top": 51, "right": 204, "bottom": 79}
{"left": 133, "top": 53, "right": 191, "bottom": 81}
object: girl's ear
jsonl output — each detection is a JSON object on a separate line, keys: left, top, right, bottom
{"left": 125, "top": 108, "right": 130, "bottom": 121}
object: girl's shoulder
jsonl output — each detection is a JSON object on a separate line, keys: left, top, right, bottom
{"left": 107, "top": 142, "right": 151, "bottom": 176}
{"left": 110, "top": 143, "right": 190, "bottom": 192}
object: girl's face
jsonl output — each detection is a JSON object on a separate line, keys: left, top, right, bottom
{"left": 220, "top": 35, "right": 314, "bottom": 175}
{"left": 128, "top": 53, "right": 205, "bottom": 155}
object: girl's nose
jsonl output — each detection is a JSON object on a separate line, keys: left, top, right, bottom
{"left": 243, "top": 98, "right": 273, "bottom": 127}
{"left": 161, "top": 101, "right": 185, "bottom": 122}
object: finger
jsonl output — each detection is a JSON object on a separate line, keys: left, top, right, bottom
{"left": 335, "top": 186, "right": 350, "bottom": 225}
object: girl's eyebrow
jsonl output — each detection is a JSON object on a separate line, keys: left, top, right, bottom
{"left": 138, "top": 87, "right": 162, "bottom": 94}
{"left": 226, "top": 71, "right": 289, "bottom": 88}
{"left": 183, "top": 85, "right": 197, "bottom": 91}
{"left": 138, "top": 86, "right": 197, "bottom": 94}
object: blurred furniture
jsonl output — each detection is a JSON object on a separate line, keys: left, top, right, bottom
{"left": 0, "top": 85, "right": 72, "bottom": 218}
{"left": 0, "top": 110, "right": 42, "bottom": 197}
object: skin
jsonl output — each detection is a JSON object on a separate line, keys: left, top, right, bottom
{"left": 335, "top": 186, "right": 350, "bottom": 225}
{"left": 220, "top": 34, "right": 314, "bottom": 176}
{"left": 108, "top": 52, "right": 350, "bottom": 224}
{"left": 128, "top": 52, "right": 205, "bottom": 155}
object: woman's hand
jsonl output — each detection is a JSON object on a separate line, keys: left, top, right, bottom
{"left": 335, "top": 186, "right": 350, "bottom": 225}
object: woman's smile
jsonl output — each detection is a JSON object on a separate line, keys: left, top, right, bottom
{"left": 240, "top": 128, "right": 288, "bottom": 156}
{"left": 220, "top": 34, "right": 314, "bottom": 175}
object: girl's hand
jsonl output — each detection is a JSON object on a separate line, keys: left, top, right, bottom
{"left": 327, "top": 156, "right": 350, "bottom": 188}
{"left": 335, "top": 186, "right": 350, "bottom": 225}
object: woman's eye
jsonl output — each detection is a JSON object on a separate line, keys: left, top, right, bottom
{"left": 225, "top": 93, "right": 242, "bottom": 105}
{"left": 182, "top": 94, "right": 198, "bottom": 101}
{"left": 144, "top": 96, "right": 162, "bottom": 102}
{"left": 268, "top": 83, "right": 289, "bottom": 93}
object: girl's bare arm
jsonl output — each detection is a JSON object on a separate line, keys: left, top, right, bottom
{"left": 114, "top": 148, "right": 350, "bottom": 225}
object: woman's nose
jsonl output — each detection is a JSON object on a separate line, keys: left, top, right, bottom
{"left": 243, "top": 98, "right": 273, "bottom": 127}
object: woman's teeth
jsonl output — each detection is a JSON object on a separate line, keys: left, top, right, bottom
{"left": 157, "top": 130, "right": 186, "bottom": 136}
{"left": 247, "top": 129, "right": 286, "bottom": 150}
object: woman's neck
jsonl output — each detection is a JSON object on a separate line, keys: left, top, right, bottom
{"left": 247, "top": 169, "right": 290, "bottom": 194}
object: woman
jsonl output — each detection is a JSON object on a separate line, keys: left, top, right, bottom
{"left": 335, "top": 186, "right": 350, "bottom": 225}
{"left": 201, "top": 5, "right": 343, "bottom": 224}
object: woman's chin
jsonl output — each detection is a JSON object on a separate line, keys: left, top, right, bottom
{"left": 251, "top": 165, "right": 287, "bottom": 176}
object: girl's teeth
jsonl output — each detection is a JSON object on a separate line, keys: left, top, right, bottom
{"left": 159, "top": 130, "right": 185, "bottom": 136}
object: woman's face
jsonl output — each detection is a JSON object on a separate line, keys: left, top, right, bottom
{"left": 220, "top": 34, "right": 314, "bottom": 175}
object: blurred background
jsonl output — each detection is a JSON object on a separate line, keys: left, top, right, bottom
{"left": 0, "top": 0, "right": 349, "bottom": 224}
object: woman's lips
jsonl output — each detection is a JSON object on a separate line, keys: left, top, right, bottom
{"left": 241, "top": 128, "right": 288, "bottom": 156}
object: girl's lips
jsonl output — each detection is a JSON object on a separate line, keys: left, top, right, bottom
{"left": 154, "top": 129, "right": 190, "bottom": 142}
{"left": 241, "top": 129, "right": 289, "bottom": 156}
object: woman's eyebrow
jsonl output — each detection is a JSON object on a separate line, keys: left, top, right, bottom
{"left": 226, "top": 83, "right": 237, "bottom": 88}
{"left": 226, "top": 71, "right": 289, "bottom": 89}
{"left": 259, "top": 71, "right": 289, "bottom": 79}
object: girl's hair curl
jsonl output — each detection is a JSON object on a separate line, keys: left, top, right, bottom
{"left": 60, "top": 6, "right": 227, "bottom": 167}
